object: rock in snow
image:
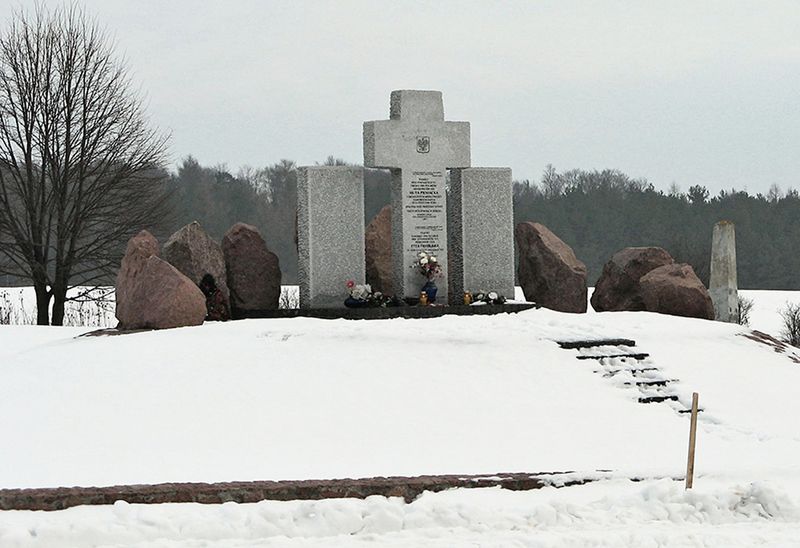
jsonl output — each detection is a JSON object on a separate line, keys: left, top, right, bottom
{"left": 591, "top": 246, "right": 675, "bottom": 312}
{"left": 163, "top": 221, "right": 230, "bottom": 310}
{"left": 515, "top": 221, "right": 587, "bottom": 313}
{"left": 125, "top": 256, "right": 207, "bottom": 329}
{"left": 115, "top": 230, "right": 160, "bottom": 328}
{"left": 640, "top": 263, "right": 715, "bottom": 320}
{"left": 115, "top": 230, "right": 206, "bottom": 330}
{"left": 222, "top": 222, "right": 281, "bottom": 313}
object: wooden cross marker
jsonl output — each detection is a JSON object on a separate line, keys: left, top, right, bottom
{"left": 685, "top": 392, "right": 699, "bottom": 489}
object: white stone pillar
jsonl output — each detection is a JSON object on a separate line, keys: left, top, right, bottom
{"left": 709, "top": 220, "right": 738, "bottom": 322}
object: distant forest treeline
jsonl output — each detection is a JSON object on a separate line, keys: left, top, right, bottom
{"left": 5, "top": 154, "right": 779, "bottom": 290}
{"left": 157, "top": 158, "right": 799, "bottom": 290}
{"left": 513, "top": 166, "right": 800, "bottom": 289}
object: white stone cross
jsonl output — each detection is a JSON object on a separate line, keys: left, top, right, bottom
{"left": 363, "top": 90, "right": 470, "bottom": 302}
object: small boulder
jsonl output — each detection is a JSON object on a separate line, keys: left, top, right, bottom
{"left": 116, "top": 231, "right": 206, "bottom": 330}
{"left": 222, "top": 223, "right": 281, "bottom": 313}
{"left": 116, "top": 230, "right": 160, "bottom": 328}
{"left": 365, "top": 205, "right": 393, "bottom": 295}
{"left": 639, "top": 263, "right": 715, "bottom": 319}
{"left": 515, "top": 222, "right": 587, "bottom": 313}
{"left": 591, "top": 247, "right": 674, "bottom": 311}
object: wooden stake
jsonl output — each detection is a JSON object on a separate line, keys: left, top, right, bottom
{"left": 685, "top": 392, "right": 699, "bottom": 489}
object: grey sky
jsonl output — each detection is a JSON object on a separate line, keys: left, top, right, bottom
{"left": 2, "top": 0, "right": 799, "bottom": 194}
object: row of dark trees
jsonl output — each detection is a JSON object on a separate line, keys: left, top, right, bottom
{"left": 156, "top": 156, "right": 391, "bottom": 285}
{"left": 160, "top": 159, "right": 800, "bottom": 290}
{"left": 513, "top": 166, "right": 800, "bottom": 288}
{"left": 6, "top": 148, "right": 798, "bottom": 322}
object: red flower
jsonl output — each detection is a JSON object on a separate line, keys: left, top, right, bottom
{"left": 346, "top": 280, "right": 355, "bottom": 289}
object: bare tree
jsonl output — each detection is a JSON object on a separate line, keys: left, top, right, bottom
{"left": 0, "top": 5, "right": 169, "bottom": 325}
{"left": 779, "top": 302, "right": 800, "bottom": 347}
{"left": 767, "top": 183, "right": 782, "bottom": 203}
{"left": 735, "top": 295, "right": 754, "bottom": 326}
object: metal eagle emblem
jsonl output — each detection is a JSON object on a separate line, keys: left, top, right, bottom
{"left": 416, "top": 136, "right": 430, "bottom": 153}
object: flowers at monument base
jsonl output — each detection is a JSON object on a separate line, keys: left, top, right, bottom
{"left": 346, "top": 281, "right": 372, "bottom": 301}
{"left": 343, "top": 280, "right": 400, "bottom": 308}
{"left": 469, "top": 290, "right": 507, "bottom": 305}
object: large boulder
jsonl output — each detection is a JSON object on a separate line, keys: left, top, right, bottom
{"left": 115, "top": 230, "right": 159, "bottom": 328}
{"left": 365, "top": 205, "right": 392, "bottom": 295}
{"left": 163, "top": 221, "right": 229, "bottom": 309}
{"left": 115, "top": 231, "right": 206, "bottom": 329}
{"left": 591, "top": 247, "right": 674, "bottom": 311}
{"left": 515, "top": 222, "right": 587, "bottom": 313}
{"left": 639, "top": 263, "right": 715, "bottom": 319}
{"left": 222, "top": 222, "right": 281, "bottom": 313}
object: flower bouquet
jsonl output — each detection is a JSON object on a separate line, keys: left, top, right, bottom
{"left": 412, "top": 251, "right": 442, "bottom": 303}
{"left": 413, "top": 251, "right": 442, "bottom": 280}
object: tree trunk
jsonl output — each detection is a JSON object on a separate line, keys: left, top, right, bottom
{"left": 51, "top": 283, "right": 67, "bottom": 326}
{"left": 33, "top": 281, "right": 51, "bottom": 326}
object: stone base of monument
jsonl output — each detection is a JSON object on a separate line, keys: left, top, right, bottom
{"left": 232, "top": 303, "right": 537, "bottom": 321}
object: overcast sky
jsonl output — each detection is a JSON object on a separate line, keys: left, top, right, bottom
{"left": 2, "top": 1, "right": 799, "bottom": 194}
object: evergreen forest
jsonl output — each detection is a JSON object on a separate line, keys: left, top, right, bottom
{"left": 157, "top": 158, "right": 800, "bottom": 290}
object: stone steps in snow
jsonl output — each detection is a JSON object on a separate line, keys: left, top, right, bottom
{"left": 576, "top": 353, "right": 650, "bottom": 361}
{"left": 597, "top": 367, "right": 659, "bottom": 376}
{"left": 624, "top": 379, "right": 677, "bottom": 387}
{"left": 639, "top": 394, "right": 680, "bottom": 404}
{"left": 562, "top": 338, "right": 700, "bottom": 414}
{"left": 557, "top": 339, "right": 637, "bottom": 350}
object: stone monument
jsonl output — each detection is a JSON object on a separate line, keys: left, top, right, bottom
{"left": 363, "top": 90, "right": 470, "bottom": 303}
{"left": 448, "top": 168, "right": 515, "bottom": 304}
{"left": 709, "top": 220, "right": 738, "bottom": 322}
{"left": 297, "top": 89, "right": 515, "bottom": 310}
{"left": 297, "top": 166, "right": 366, "bottom": 308}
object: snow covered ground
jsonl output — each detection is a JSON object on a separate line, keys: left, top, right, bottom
{"left": 1, "top": 289, "right": 800, "bottom": 546}
{"left": 2, "top": 478, "right": 800, "bottom": 547}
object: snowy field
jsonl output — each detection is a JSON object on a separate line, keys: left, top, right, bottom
{"left": 1, "top": 288, "right": 800, "bottom": 546}
{"left": 2, "top": 478, "right": 800, "bottom": 547}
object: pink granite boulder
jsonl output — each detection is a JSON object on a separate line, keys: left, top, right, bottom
{"left": 116, "top": 231, "right": 206, "bottom": 330}
{"left": 222, "top": 223, "right": 282, "bottom": 313}
{"left": 639, "top": 263, "right": 715, "bottom": 319}
{"left": 163, "top": 221, "right": 229, "bottom": 311}
{"left": 515, "top": 222, "right": 587, "bottom": 313}
{"left": 591, "top": 247, "right": 675, "bottom": 312}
